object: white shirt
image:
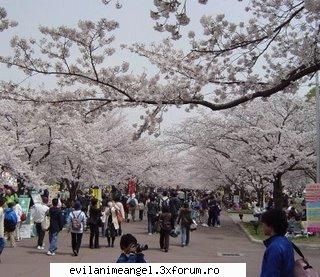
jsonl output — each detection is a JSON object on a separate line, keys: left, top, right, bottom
{"left": 30, "top": 203, "right": 49, "bottom": 223}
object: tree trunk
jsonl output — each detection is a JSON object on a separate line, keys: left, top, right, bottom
{"left": 240, "top": 186, "right": 245, "bottom": 203}
{"left": 17, "top": 176, "right": 25, "bottom": 195}
{"left": 255, "top": 188, "right": 264, "bottom": 207}
{"left": 69, "top": 181, "right": 79, "bottom": 202}
{"left": 62, "top": 178, "right": 78, "bottom": 202}
{"left": 273, "top": 174, "right": 283, "bottom": 210}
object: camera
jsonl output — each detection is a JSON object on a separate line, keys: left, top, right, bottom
{"left": 135, "top": 243, "right": 148, "bottom": 252}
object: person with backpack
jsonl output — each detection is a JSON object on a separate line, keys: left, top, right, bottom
{"left": 4, "top": 202, "right": 18, "bottom": 247}
{"left": 146, "top": 195, "right": 159, "bottom": 235}
{"left": 67, "top": 201, "right": 86, "bottom": 256}
{"left": 126, "top": 194, "right": 138, "bottom": 222}
{"left": 160, "top": 191, "right": 170, "bottom": 210}
{"left": 0, "top": 197, "right": 6, "bottom": 262}
{"left": 208, "top": 200, "right": 221, "bottom": 227}
{"left": 47, "top": 198, "right": 64, "bottom": 256}
{"left": 177, "top": 202, "right": 193, "bottom": 247}
{"left": 169, "top": 191, "right": 181, "bottom": 229}
{"left": 158, "top": 205, "right": 172, "bottom": 252}
{"left": 259, "top": 209, "right": 294, "bottom": 277}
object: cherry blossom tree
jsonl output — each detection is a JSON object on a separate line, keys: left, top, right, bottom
{"left": 0, "top": 7, "right": 17, "bottom": 32}
{"left": 0, "top": 100, "right": 56, "bottom": 187}
{"left": 165, "top": 95, "right": 316, "bottom": 208}
{"left": 0, "top": 2, "right": 319, "bottom": 201}
{"left": 0, "top": 1, "right": 318, "bottom": 137}
{"left": 0, "top": 94, "right": 179, "bottom": 198}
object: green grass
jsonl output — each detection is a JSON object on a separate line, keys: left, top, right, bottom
{"left": 242, "top": 222, "right": 266, "bottom": 240}
{"left": 241, "top": 222, "right": 320, "bottom": 244}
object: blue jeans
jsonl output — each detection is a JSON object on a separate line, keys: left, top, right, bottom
{"left": 0, "top": 237, "right": 5, "bottom": 255}
{"left": 180, "top": 225, "right": 190, "bottom": 246}
{"left": 49, "top": 232, "right": 58, "bottom": 253}
{"left": 147, "top": 214, "right": 155, "bottom": 233}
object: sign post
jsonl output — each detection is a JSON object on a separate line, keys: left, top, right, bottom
{"left": 306, "top": 183, "right": 320, "bottom": 233}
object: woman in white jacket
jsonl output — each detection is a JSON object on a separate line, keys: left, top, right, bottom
{"left": 105, "top": 201, "right": 121, "bottom": 247}
{"left": 114, "top": 196, "right": 125, "bottom": 236}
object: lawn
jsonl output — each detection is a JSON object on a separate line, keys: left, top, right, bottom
{"left": 241, "top": 222, "right": 320, "bottom": 244}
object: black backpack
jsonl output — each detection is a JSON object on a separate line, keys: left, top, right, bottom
{"left": 147, "top": 201, "right": 158, "bottom": 215}
{"left": 162, "top": 198, "right": 170, "bottom": 209}
{"left": 129, "top": 198, "right": 137, "bottom": 208}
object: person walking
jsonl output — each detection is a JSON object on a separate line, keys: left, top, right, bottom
{"left": 0, "top": 197, "right": 6, "bottom": 262}
{"left": 126, "top": 194, "right": 138, "bottom": 222}
{"left": 67, "top": 201, "right": 86, "bottom": 256}
{"left": 105, "top": 201, "right": 120, "bottom": 247}
{"left": 88, "top": 198, "right": 102, "bottom": 249}
{"left": 177, "top": 202, "right": 192, "bottom": 247}
{"left": 13, "top": 199, "right": 23, "bottom": 241}
{"left": 138, "top": 201, "right": 145, "bottom": 221}
{"left": 146, "top": 195, "right": 159, "bottom": 235}
{"left": 47, "top": 198, "right": 64, "bottom": 256}
{"left": 159, "top": 205, "right": 172, "bottom": 252}
{"left": 259, "top": 209, "right": 294, "bottom": 277}
{"left": 4, "top": 202, "right": 18, "bottom": 247}
{"left": 208, "top": 200, "right": 221, "bottom": 227}
{"left": 169, "top": 191, "right": 180, "bottom": 228}
{"left": 30, "top": 197, "right": 49, "bottom": 249}
{"left": 114, "top": 196, "right": 125, "bottom": 236}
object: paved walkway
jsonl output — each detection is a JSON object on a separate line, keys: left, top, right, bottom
{"left": 1, "top": 212, "right": 319, "bottom": 277}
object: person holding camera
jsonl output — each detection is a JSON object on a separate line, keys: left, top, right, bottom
{"left": 116, "top": 234, "right": 147, "bottom": 263}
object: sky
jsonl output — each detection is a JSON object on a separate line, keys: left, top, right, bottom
{"left": 0, "top": 0, "right": 248, "bottom": 131}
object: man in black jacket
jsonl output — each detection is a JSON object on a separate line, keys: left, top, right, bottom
{"left": 47, "top": 198, "right": 64, "bottom": 256}
{"left": 169, "top": 191, "right": 181, "bottom": 229}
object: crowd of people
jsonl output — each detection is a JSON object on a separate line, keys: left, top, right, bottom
{"left": 0, "top": 185, "right": 224, "bottom": 261}
{"left": 0, "top": 185, "right": 318, "bottom": 276}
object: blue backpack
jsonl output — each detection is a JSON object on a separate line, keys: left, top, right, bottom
{"left": 4, "top": 209, "right": 18, "bottom": 232}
